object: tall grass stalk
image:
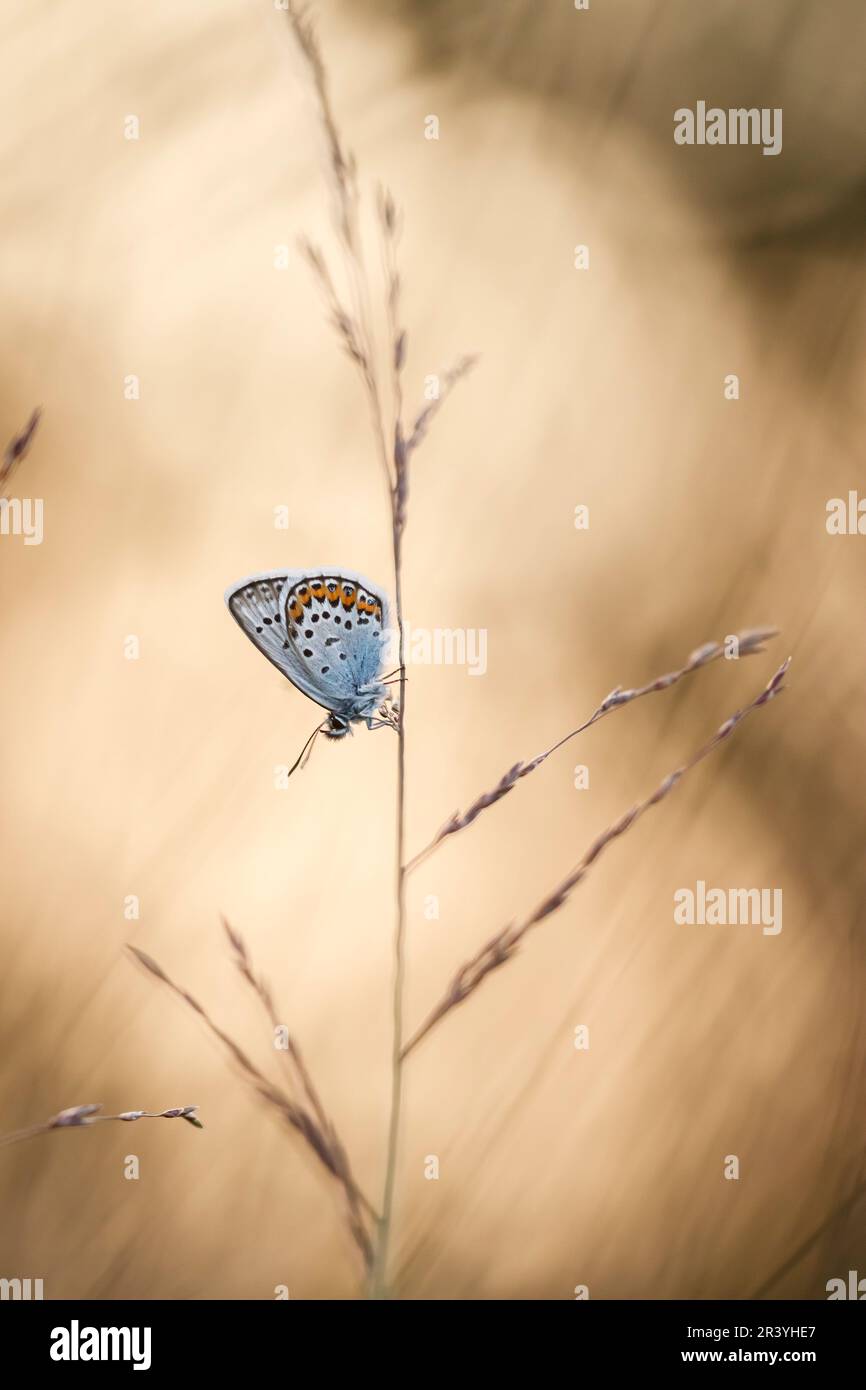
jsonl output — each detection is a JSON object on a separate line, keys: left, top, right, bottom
{"left": 120, "top": 5, "right": 789, "bottom": 1300}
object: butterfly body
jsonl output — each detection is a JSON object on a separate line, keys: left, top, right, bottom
{"left": 225, "top": 568, "right": 396, "bottom": 737}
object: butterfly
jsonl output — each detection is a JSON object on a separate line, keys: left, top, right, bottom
{"left": 225, "top": 569, "right": 398, "bottom": 770}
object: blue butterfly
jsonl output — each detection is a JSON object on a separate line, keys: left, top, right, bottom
{"left": 225, "top": 569, "right": 398, "bottom": 765}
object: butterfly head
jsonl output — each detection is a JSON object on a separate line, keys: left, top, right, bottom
{"left": 323, "top": 693, "right": 397, "bottom": 740}
{"left": 324, "top": 713, "right": 351, "bottom": 739}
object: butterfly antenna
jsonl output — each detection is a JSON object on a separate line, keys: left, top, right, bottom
{"left": 288, "top": 719, "right": 327, "bottom": 778}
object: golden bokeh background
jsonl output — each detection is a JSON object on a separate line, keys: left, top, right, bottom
{"left": 1, "top": 0, "right": 864, "bottom": 1298}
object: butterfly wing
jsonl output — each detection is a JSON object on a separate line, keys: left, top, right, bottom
{"left": 225, "top": 568, "right": 390, "bottom": 717}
